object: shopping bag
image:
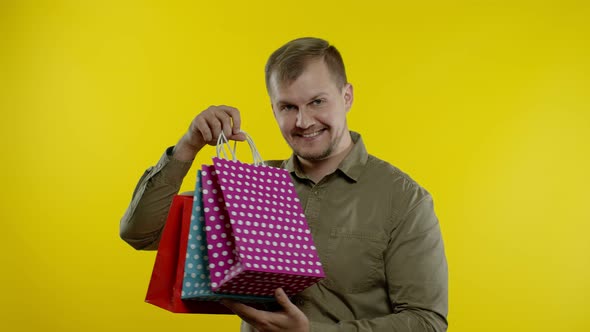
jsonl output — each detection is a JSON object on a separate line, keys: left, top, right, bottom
{"left": 181, "top": 171, "right": 273, "bottom": 302}
{"left": 144, "top": 195, "right": 231, "bottom": 314}
{"left": 201, "top": 133, "right": 325, "bottom": 298}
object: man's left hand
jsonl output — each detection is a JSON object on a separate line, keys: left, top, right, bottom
{"left": 221, "top": 288, "right": 310, "bottom": 332}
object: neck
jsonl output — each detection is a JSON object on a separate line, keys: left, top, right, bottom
{"left": 298, "top": 136, "right": 354, "bottom": 183}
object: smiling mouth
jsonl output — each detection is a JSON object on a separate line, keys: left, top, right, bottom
{"left": 297, "top": 129, "right": 326, "bottom": 138}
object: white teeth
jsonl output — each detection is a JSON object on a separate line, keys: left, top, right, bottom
{"left": 302, "top": 131, "right": 322, "bottom": 138}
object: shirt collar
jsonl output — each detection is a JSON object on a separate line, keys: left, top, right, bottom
{"left": 284, "top": 131, "right": 368, "bottom": 183}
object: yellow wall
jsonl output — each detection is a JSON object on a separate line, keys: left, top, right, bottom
{"left": 1, "top": 1, "right": 589, "bottom": 331}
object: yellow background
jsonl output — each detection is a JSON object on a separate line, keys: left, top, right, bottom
{"left": 1, "top": 0, "right": 589, "bottom": 331}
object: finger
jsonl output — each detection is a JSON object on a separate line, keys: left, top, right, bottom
{"left": 221, "top": 300, "right": 265, "bottom": 324}
{"left": 228, "top": 132, "right": 247, "bottom": 142}
{"left": 274, "top": 288, "right": 297, "bottom": 312}
{"left": 221, "top": 300, "right": 257, "bottom": 327}
{"left": 195, "top": 119, "right": 213, "bottom": 143}
{"left": 204, "top": 116, "right": 223, "bottom": 142}
{"left": 213, "top": 109, "right": 233, "bottom": 140}
{"left": 218, "top": 105, "right": 241, "bottom": 134}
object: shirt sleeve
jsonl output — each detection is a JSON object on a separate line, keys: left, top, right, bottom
{"left": 119, "top": 146, "right": 193, "bottom": 250}
{"left": 310, "top": 192, "right": 449, "bottom": 332}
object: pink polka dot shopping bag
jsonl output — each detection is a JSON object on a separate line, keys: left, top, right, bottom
{"left": 200, "top": 133, "right": 325, "bottom": 297}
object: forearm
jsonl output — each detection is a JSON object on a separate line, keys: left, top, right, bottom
{"left": 119, "top": 146, "right": 193, "bottom": 250}
{"left": 171, "top": 133, "right": 203, "bottom": 161}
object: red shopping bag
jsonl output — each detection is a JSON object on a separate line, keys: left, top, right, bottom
{"left": 144, "top": 195, "right": 232, "bottom": 314}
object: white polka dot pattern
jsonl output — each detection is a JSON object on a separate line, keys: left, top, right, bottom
{"left": 199, "top": 158, "right": 325, "bottom": 297}
{"left": 181, "top": 170, "right": 274, "bottom": 302}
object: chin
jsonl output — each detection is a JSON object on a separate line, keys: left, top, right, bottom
{"left": 294, "top": 147, "right": 333, "bottom": 161}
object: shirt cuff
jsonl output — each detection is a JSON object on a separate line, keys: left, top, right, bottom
{"left": 154, "top": 146, "right": 193, "bottom": 186}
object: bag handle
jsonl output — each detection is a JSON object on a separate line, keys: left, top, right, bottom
{"left": 216, "top": 131, "right": 265, "bottom": 166}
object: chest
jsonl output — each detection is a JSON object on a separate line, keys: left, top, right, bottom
{"left": 294, "top": 180, "right": 392, "bottom": 293}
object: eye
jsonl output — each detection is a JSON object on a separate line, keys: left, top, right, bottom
{"left": 311, "top": 99, "right": 324, "bottom": 106}
{"left": 280, "top": 104, "right": 297, "bottom": 111}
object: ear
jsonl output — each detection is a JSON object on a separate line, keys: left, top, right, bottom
{"left": 343, "top": 83, "right": 354, "bottom": 112}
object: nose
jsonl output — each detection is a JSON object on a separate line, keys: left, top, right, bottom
{"left": 295, "top": 108, "right": 315, "bottom": 129}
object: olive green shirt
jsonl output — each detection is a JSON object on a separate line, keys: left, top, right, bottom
{"left": 120, "top": 132, "right": 448, "bottom": 331}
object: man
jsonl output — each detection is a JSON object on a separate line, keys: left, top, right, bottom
{"left": 120, "top": 37, "right": 448, "bottom": 331}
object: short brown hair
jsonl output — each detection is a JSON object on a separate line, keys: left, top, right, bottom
{"left": 265, "top": 37, "right": 348, "bottom": 94}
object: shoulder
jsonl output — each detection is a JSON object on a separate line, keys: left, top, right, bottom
{"left": 363, "top": 154, "right": 432, "bottom": 218}
{"left": 364, "top": 154, "right": 422, "bottom": 190}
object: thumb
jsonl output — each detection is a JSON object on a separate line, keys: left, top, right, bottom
{"left": 228, "top": 132, "right": 247, "bottom": 142}
{"left": 274, "top": 288, "right": 295, "bottom": 311}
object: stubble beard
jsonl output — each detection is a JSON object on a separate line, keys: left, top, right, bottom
{"left": 294, "top": 144, "right": 334, "bottom": 161}
{"left": 290, "top": 129, "right": 341, "bottom": 161}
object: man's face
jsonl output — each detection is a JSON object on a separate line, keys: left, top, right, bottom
{"left": 269, "top": 59, "right": 353, "bottom": 162}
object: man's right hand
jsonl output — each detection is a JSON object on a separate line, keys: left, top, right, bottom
{"left": 173, "top": 105, "right": 247, "bottom": 161}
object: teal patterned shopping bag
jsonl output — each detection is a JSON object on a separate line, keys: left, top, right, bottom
{"left": 181, "top": 170, "right": 273, "bottom": 302}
